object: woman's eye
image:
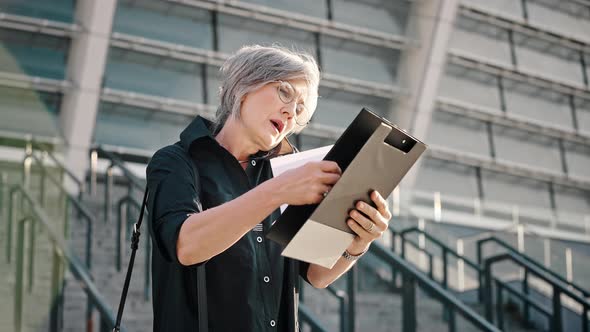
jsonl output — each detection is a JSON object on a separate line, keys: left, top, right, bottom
{"left": 279, "top": 86, "right": 293, "bottom": 100}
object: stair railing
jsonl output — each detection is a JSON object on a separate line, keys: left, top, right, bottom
{"left": 392, "top": 226, "right": 554, "bottom": 330}
{"left": 2, "top": 182, "right": 124, "bottom": 332}
{"left": 370, "top": 242, "right": 500, "bottom": 332}
{"left": 477, "top": 235, "right": 590, "bottom": 302}
{"left": 299, "top": 303, "right": 330, "bottom": 332}
{"left": 484, "top": 252, "right": 590, "bottom": 332}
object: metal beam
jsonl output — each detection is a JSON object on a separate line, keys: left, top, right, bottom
{"left": 447, "top": 50, "right": 590, "bottom": 101}
{"left": 0, "top": 72, "right": 70, "bottom": 93}
{"left": 0, "top": 12, "right": 79, "bottom": 37}
{"left": 110, "top": 33, "right": 405, "bottom": 99}
{"left": 163, "top": 0, "right": 413, "bottom": 50}
{"left": 436, "top": 97, "right": 590, "bottom": 145}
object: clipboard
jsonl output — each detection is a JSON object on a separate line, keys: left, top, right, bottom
{"left": 266, "top": 108, "right": 428, "bottom": 268}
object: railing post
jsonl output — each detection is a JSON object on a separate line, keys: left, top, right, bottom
{"left": 552, "top": 287, "right": 563, "bottom": 332}
{"left": 484, "top": 260, "right": 493, "bottom": 324}
{"left": 495, "top": 281, "right": 504, "bottom": 331}
{"left": 50, "top": 247, "right": 63, "bottom": 332}
{"left": 117, "top": 200, "right": 126, "bottom": 271}
{"left": 39, "top": 152, "right": 47, "bottom": 207}
{"left": 522, "top": 269, "right": 530, "bottom": 325}
{"left": 105, "top": 165, "right": 113, "bottom": 224}
{"left": 401, "top": 273, "right": 417, "bottom": 332}
{"left": 390, "top": 229, "right": 397, "bottom": 289}
{"left": 347, "top": 265, "right": 357, "bottom": 332}
{"left": 442, "top": 247, "right": 448, "bottom": 289}
{"left": 0, "top": 172, "right": 5, "bottom": 223}
{"left": 582, "top": 305, "right": 588, "bottom": 332}
{"left": 15, "top": 217, "right": 32, "bottom": 332}
{"left": 447, "top": 308, "right": 456, "bottom": 332}
{"left": 28, "top": 215, "right": 36, "bottom": 292}
{"left": 7, "top": 188, "right": 18, "bottom": 263}
{"left": 90, "top": 149, "right": 98, "bottom": 196}
{"left": 477, "top": 239, "right": 483, "bottom": 302}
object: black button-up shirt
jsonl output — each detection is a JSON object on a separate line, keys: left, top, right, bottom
{"left": 146, "top": 116, "right": 309, "bottom": 332}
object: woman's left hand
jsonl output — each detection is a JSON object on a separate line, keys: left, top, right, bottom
{"left": 346, "top": 190, "right": 392, "bottom": 255}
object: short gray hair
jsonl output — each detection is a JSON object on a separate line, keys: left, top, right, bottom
{"left": 213, "top": 44, "right": 320, "bottom": 135}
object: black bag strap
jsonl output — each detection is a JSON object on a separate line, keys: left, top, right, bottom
{"left": 113, "top": 160, "right": 208, "bottom": 331}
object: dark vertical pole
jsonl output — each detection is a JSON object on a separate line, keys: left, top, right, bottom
{"left": 477, "top": 240, "right": 484, "bottom": 302}
{"left": 580, "top": 51, "right": 588, "bottom": 87}
{"left": 347, "top": 266, "right": 357, "bottom": 332}
{"left": 552, "top": 288, "right": 563, "bottom": 332}
{"left": 201, "top": 63, "right": 209, "bottom": 106}
{"left": 484, "top": 261, "right": 493, "bottom": 323}
{"left": 486, "top": 123, "right": 496, "bottom": 160}
{"left": 211, "top": 11, "right": 219, "bottom": 52}
{"left": 520, "top": 0, "right": 529, "bottom": 21}
{"left": 326, "top": 0, "right": 333, "bottom": 21}
{"left": 442, "top": 247, "right": 448, "bottom": 289}
{"left": 475, "top": 167, "right": 485, "bottom": 200}
{"left": 558, "top": 139, "right": 569, "bottom": 176}
{"left": 548, "top": 182, "right": 558, "bottom": 212}
{"left": 402, "top": 274, "right": 417, "bottom": 332}
{"left": 522, "top": 270, "right": 530, "bottom": 325}
{"left": 508, "top": 29, "right": 518, "bottom": 68}
{"left": 582, "top": 305, "right": 588, "bottom": 332}
{"left": 569, "top": 95, "right": 579, "bottom": 132}
{"left": 314, "top": 32, "right": 322, "bottom": 71}
{"left": 496, "top": 282, "right": 504, "bottom": 330}
{"left": 447, "top": 308, "right": 456, "bottom": 332}
{"left": 497, "top": 76, "right": 508, "bottom": 113}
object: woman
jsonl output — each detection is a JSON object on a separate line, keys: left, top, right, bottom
{"left": 146, "top": 45, "right": 392, "bottom": 331}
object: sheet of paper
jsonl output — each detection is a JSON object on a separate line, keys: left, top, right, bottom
{"left": 270, "top": 145, "right": 332, "bottom": 212}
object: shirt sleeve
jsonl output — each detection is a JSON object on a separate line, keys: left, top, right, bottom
{"left": 146, "top": 147, "right": 202, "bottom": 265}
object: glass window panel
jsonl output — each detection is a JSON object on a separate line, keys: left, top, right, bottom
{"left": 493, "top": 125, "right": 563, "bottom": 172}
{"left": 332, "top": 0, "right": 409, "bottom": 35}
{"left": 0, "top": 86, "right": 61, "bottom": 137}
{"left": 503, "top": 79, "right": 573, "bottom": 129}
{"left": 0, "top": 29, "right": 69, "bottom": 79}
{"left": 104, "top": 48, "right": 204, "bottom": 103}
{"left": 449, "top": 17, "right": 511, "bottom": 66}
{"left": 462, "top": 0, "right": 523, "bottom": 19}
{"left": 438, "top": 64, "right": 502, "bottom": 109}
{"left": 321, "top": 36, "right": 399, "bottom": 85}
{"left": 312, "top": 87, "right": 392, "bottom": 128}
{"left": 114, "top": 0, "right": 213, "bottom": 49}
{"left": 95, "top": 102, "right": 193, "bottom": 151}
{"left": 527, "top": 1, "right": 590, "bottom": 42}
{"left": 240, "top": 0, "right": 327, "bottom": 19}
{"left": 513, "top": 33, "right": 584, "bottom": 86}
{"left": 0, "top": 0, "right": 75, "bottom": 23}
{"left": 414, "top": 157, "right": 479, "bottom": 197}
{"left": 218, "top": 14, "right": 316, "bottom": 55}
{"left": 576, "top": 97, "right": 590, "bottom": 136}
{"left": 554, "top": 185, "right": 590, "bottom": 215}
{"left": 482, "top": 171, "right": 552, "bottom": 209}
{"left": 563, "top": 142, "right": 590, "bottom": 180}
{"left": 427, "top": 110, "right": 491, "bottom": 157}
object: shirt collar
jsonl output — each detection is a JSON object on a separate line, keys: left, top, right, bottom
{"left": 179, "top": 116, "right": 213, "bottom": 153}
{"left": 179, "top": 115, "right": 298, "bottom": 157}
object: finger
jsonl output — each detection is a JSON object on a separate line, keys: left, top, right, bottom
{"left": 346, "top": 218, "right": 374, "bottom": 240}
{"left": 371, "top": 191, "right": 392, "bottom": 220}
{"left": 355, "top": 202, "right": 387, "bottom": 232}
{"left": 319, "top": 172, "right": 340, "bottom": 185}
{"left": 349, "top": 209, "right": 380, "bottom": 233}
{"left": 319, "top": 161, "right": 342, "bottom": 174}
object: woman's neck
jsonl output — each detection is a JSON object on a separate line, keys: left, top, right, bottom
{"left": 215, "top": 120, "right": 257, "bottom": 163}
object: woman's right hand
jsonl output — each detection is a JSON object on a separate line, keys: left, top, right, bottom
{"left": 273, "top": 161, "right": 342, "bottom": 205}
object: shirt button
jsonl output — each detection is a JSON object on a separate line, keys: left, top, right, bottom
{"left": 263, "top": 276, "right": 270, "bottom": 283}
{"left": 251, "top": 160, "right": 256, "bottom": 166}
{"left": 257, "top": 236, "right": 263, "bottom": 243}
{"left": 270, "top": 320, "right": 276, "bottom": 327}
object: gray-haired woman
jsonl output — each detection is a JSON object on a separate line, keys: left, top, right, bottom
{"left": 146, "top": 45, "right": 392, "bottom": 332}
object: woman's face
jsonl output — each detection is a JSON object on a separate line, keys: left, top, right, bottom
{"left": 239, "top": 78, "right": 312, "bottom": 151}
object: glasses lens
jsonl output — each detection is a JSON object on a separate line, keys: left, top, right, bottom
{"left": 277, "top": 81, "right": 294, "bottom": 103}
{"left": 295, "top": 105, "right": 310, "bottom": 126}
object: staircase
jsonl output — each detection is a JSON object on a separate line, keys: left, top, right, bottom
{"left": 1, "top": 143, "right": 589, "bottom": 332}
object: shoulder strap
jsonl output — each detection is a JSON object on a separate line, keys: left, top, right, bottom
{"left": 190, "top": 158, "right": 208, "bottom": 332}
{"left": 113, "top": 156, "right": 208, "bottom": 332}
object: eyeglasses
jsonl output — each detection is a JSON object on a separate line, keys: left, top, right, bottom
{"left": 273, "top": 80, "right": 311, "bottom": 126}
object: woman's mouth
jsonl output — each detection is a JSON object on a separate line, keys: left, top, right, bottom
{"left": 270, "top": 119, "right": 284, "bottom": 134}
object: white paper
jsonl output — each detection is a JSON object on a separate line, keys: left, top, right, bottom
{"left": 270, "top": 145, "right": 332, "bottom": 212}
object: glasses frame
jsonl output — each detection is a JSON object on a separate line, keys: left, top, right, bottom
{"left": 271, "top": 80, "right": 310, "bottom": 126}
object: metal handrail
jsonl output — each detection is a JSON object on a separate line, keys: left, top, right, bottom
{"left": 3, "top": 183, "right": 124, "bottom": 332}
{"left": 493, "top": 278, "right": 552, "bottom": 330}
{"left": 370, "top": 242, "right": 500, "bottom": 332}
{"left": 92, "top": 146, "right": 145, "bottom": 191}
{"left": 29, "top": 139, "right": 85, "bottom": 194}
{"left": 477, "top": 236, "right": 590, "bottom": 299}
{"left": 391, "top": 225, "right": 558, "bottom": 329}
{"left": 483, "top": 252, "right": 590, "bottom": 332}
{"left": 325, "top": 284, "right": 349, "bottom": 332}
